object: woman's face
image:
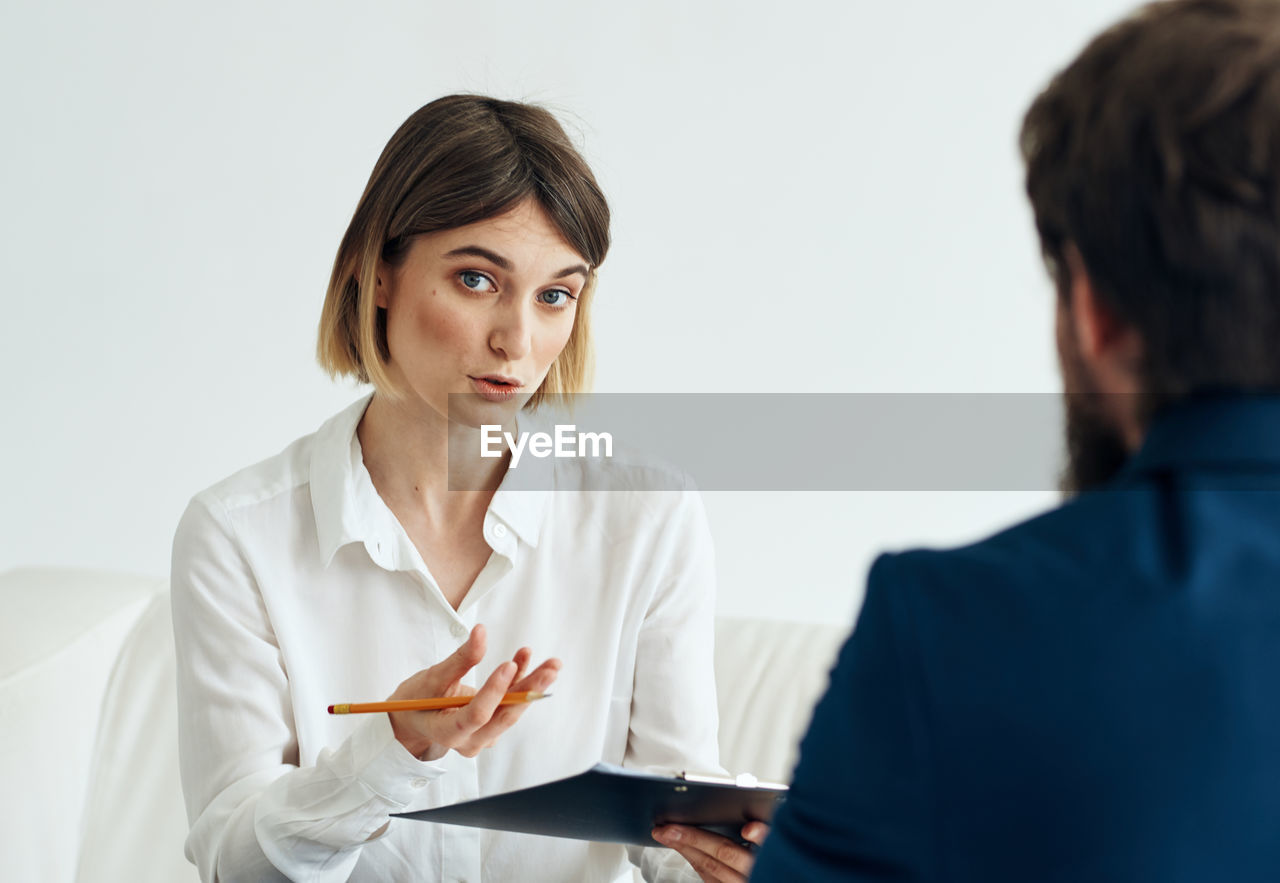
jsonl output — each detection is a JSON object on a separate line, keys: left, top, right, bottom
{"left": 376, "top": 198, "right": 589, "bottom": 427}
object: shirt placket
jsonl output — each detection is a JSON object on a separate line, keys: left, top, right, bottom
{"left": 396, "top": 511, "right": 518, "bottom": 883}
{"left": 422, "top": 569, "right": 483, "bottom": 883}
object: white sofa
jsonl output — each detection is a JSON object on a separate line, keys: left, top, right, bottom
{"left": 1, "top": 568, "right": 847, "bottom": 883}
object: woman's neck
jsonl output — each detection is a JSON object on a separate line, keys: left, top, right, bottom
{"left": 357, "top": 392, "right": 511, "bottom": 524}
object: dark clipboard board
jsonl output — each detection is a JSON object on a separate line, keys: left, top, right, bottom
{"left": 392, "top": 762, "right": 787, "bottom": 847}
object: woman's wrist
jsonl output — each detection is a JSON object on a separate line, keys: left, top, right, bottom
{"left": 388, "top": 712, "right": 437, "bottom": 760}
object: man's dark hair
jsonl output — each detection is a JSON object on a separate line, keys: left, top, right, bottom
{"left": 1021, "top": 0, "right": 1280, "bottom": 419}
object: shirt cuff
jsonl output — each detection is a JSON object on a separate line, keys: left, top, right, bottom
{"left": 253, "top": 712, "right": 452, "bottom": 871}
{"left": 633, "top": 843, "right": 702, "bottom": 882}
{"left": 349, "top": 712, "right": 450, "bottom": 810}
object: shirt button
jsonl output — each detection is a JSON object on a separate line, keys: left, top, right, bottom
{"left": 451, "top": 622, "right": 467, "bottom": 638}
{"left": 491, "top": 523, "right": 507, "bottom": 539}
{"left": 410, "top": 777, "right": 428, "bottom": 788}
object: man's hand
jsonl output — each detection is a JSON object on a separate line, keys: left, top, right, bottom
{"left": 652, "top": 822, "right": 769, "bottom": 883}
{"left": 387, "top": 623, "right": 561, "bottom": 761}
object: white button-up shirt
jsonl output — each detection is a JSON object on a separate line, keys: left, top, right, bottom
{"left": 171, "top": 396, "right": 719, "bottom": 882}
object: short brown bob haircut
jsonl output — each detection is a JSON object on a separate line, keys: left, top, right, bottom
{"left": 1021, "top": 0, "right": 1280, "bottom": 418}
{"left": 317, "top": 95, "right": 611, "bottom": 409}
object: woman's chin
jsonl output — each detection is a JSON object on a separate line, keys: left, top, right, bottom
{"left": 446, "top": 394, "right": 528, "bottom": 430}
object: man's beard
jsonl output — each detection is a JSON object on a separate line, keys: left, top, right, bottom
{"left": 1059, "top": 329, "right": 1131, "bottom": 496}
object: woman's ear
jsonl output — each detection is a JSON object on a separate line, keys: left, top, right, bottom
{"left": 374, "top": 263, "right": 390, "bottom": 309}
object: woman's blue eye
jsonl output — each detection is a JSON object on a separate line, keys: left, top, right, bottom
{"left": 460, "top": 271, "right": 494, "bottom": 291}
{"left": 538, "top": 289, "right": 574, "bottom": 307}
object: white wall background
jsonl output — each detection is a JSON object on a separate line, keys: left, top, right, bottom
{"left": 2, "top": 0, "right": 1136, "bottom": 626}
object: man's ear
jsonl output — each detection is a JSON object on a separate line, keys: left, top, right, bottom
{"left": 1064, "top": 245, "right": 1142, "bottom": 369}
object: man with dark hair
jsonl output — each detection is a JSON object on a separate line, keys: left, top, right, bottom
{"left": 751, "top": 1, "right": 1280, "bottom": 880}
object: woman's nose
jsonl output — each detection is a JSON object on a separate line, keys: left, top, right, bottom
{"left": 488, "top": 299, "right": 532, "bottom": 362}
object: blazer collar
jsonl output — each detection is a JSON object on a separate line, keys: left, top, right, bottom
{"left": 1125, "top": 393, "right": 1280, "bottom": 476}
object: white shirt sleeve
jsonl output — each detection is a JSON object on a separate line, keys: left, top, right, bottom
{"left": 170, "top": 496, "right": 447, "bottom": 883}
{"left": 622, "top": 490, "right": 723, "bottom": 883}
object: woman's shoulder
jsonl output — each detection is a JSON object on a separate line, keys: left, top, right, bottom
{"left": 537, "top": 438, "right": 708, "bottom": 538}
{"left": 553, "top": 441, "right": 696, "bottom": 494}
{"left": 187, "top": 397, "right": 367, "bottom": 519}
{"left": 517, "top": 406, "right": 696, "bottom": 494}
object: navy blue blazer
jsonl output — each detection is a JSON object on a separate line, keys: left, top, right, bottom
{"left": 752, "top": 395, "right": 1280, "bottom": 882}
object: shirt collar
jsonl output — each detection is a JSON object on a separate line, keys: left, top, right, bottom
{"left": 484, "top": 407, "right": 553, "bottom": 548}
{"left": 310, "top": 394, "right": 551, "bottom": 567}
{"left": 310, "top": 394, "right": 380, "bottom": 568}
{"left": 488, "top": 449, "right": 551, "bottom": 549}
{"left": 1124, "top": 392, "right": 1280, "bottom": 477}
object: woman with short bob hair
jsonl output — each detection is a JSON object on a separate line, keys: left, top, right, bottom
{"left": 317, "top": 94, "right": 608, "bottom": 406}
{"left": 171, "top": 95, "right": 764, "bottom": 883}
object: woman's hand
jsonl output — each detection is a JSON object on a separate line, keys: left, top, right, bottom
{"left": 651, "top": 822, "right": 769, "bottom": 883}
{"left": 387, "top": 623, "right": 561, "bottom": 761}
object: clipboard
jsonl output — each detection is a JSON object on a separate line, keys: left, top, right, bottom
{"left": 392, "top": 762, "right": 787, "bottom": 847}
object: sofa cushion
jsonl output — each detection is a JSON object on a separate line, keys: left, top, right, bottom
{"left": 714, "top": 617, "right": 845, "bottom": 783}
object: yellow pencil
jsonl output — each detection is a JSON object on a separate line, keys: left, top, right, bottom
{"left": 327, "top": 691, "right": 549, "bottom": 715}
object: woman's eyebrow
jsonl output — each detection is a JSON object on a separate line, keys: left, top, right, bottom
{"left": 444, "top": 245, "right": 589, "bottom": 281}
{"left": 554, "top": 264, "right": 589, "bottom": 280}
{"left": 443, "top": 245, "right": 511, "bottom": 270}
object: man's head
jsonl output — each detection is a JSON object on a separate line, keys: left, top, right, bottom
{"left": 1020, "top": 0, "right": 1280, "bottom": 492}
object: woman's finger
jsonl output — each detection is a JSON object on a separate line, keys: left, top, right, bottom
{"left": 426, "top": 624, "right": 487, "bottom": 690}
{"left": 511, "top": 657, "right": 562, "bottom": 693}
{"left": 651, "top": 826, "right": 753, "bottom": 882}
{"left": 459, "top": 659, "right": 518, "bottom": 729}
{"left": 741, "top": 821, "right": 769, "bottom": 846}
{"left": 510, "top": 646, "right": 532, "bottom": 683}
{"left": 468, "top": 658, "right": 562, "bottom": 743}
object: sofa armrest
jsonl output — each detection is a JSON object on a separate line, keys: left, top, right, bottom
{"left": 0, "top": 568, "right": 164, "bottom": 883}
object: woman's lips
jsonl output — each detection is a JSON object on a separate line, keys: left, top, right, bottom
{"left": 469, "top": 375, "right": 522, "bottom": 402}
